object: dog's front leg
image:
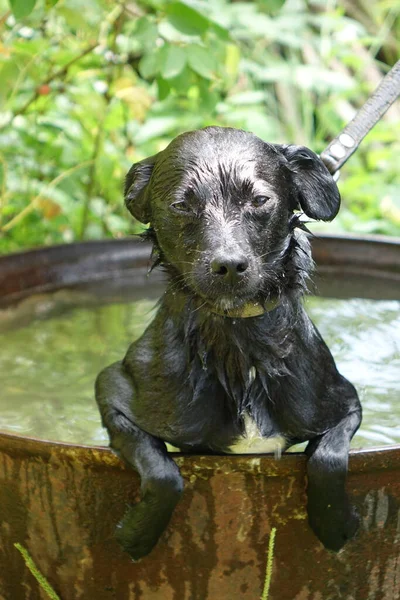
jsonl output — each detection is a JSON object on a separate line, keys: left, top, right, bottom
{"left": 305, "top": 409, "right": 361, "bottom": 551}
{"left": 95, "top": 361, "right": 184, "bottom": 560}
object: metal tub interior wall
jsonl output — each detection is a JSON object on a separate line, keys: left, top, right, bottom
{"left": 0, "top": 234, "right": 399, "bottom": 600}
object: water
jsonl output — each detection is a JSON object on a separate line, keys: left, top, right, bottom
{"left": 0, "top": 292, "right": 399, "bottom": 449}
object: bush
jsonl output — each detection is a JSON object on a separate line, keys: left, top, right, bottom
{"left": 0, "top": 0, "right": 399, "bottom": 253}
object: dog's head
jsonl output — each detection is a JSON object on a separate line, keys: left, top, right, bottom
{"left": 125, "top": 127, "right": 340, "bottom": 310}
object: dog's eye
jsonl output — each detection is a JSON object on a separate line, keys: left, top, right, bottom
{"left": 252, "top": 195, "right": 270, "bottom": 208}
{"left": 170, "top": 201, "right": 192, "bottom": 214}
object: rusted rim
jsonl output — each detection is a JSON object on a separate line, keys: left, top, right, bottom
{"left": 0, "top": 233, "right": 399, "bottom": 460}
{"left": 0, "top": 429, "right": 400, "bottom": 476}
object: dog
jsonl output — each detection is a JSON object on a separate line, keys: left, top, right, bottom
{"left": 95, "top": 126, "right": 362, "bottom": 560}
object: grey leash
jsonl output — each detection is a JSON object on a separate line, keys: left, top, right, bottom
{"left": 320, "top": 59, "right": 400, "bottom": 178}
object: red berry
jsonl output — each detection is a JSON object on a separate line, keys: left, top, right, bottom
{"left": 37, "top": 84, "right": 51, "bottom": 95}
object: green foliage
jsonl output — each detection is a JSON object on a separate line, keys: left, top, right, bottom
{"left": 8, "top": 0, "right": 59, "bottom": 18}
{"left": 0, "top": 0, "right": 399, "bottom": 253}
{"left": 9, "top": 0, "right": 37, "bottom": 19}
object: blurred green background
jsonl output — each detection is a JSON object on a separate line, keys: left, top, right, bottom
{"left": 0, "top": 0, "right": 399, "bottom": 254}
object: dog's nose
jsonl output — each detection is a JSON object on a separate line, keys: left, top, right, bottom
{"left": 211, "top": 255, "right": 249, "bottom": 283}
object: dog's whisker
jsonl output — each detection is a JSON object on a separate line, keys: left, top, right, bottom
{"left": 191, "top": 300, "right": 209, "bottom": 314}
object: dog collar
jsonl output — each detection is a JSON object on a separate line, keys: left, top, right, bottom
{"left": 207, "top": 297, "right": 280, "bottom": 319}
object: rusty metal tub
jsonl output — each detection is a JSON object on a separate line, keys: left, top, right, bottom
{"left": 0, "top": 234, "right": 399, "bottom": 600}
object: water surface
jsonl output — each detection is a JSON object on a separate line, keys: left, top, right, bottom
{"left": 0, "top": 293, "right": 399, "bottom": 449}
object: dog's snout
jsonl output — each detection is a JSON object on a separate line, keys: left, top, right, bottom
{"left": 211, "top": 254, "right": 249, "bottom": 283}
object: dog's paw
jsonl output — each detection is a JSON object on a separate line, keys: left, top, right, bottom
{"left": 308, "top": 499, "right": 359, "bottom": 552}
{"left": 115, "top": 502, "right": 171, "bottom": 561}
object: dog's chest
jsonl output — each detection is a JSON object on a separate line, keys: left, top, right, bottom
{"left": 227, "top": 412, "right": 286, "bottom": 455}
{"left": 200, "top": 358, "right": 287, "bottom": 454}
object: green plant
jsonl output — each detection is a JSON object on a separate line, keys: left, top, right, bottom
{"left": 14, "top": 543, "right": 61, "bottom": 600}
{"left": 0, "top": 0, "right": 399, "bottom": 254}
{"left": 261, "top": 526, "right": 277, "bottom": 600}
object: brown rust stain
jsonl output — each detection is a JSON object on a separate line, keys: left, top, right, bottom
{"left": 382, "top": 555, "right": 400, "bottom": 600}
{"left": 73, "top": 546, "right": 94, "bottom": 599}
{"left": 376, "top": 488, "right": 390, "bottom": 529}
{"left": 294, "top": 586, "right": 311, "bottom": 600}
{"left": 186, "top": 490, "right": 209, "bottom": 550}
{"left": 206, "top": 470, "right": 260, "bottom": 600}
{"left": 1, "top": 436, "right": 400, "bottom": 599}
{"left": 364, "top": 490, "right": 376, "bottom": 531}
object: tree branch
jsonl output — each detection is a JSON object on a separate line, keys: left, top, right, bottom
{"left": 0, "top": 10, "right": 11, "bottom": 28}
{"left": 13, "top": 41, "right": 99, "bottom": 117}
{"left": 1, "top": 160, "right": 93, "bottom": 233}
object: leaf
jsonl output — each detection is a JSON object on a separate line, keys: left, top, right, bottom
{"left": 168, "top": 66, "right": 193, "bottom": 94}
{"left": 37, "top": 198, "right": 62, "bottom": 220}
{"left": 180, "top": 0, "right": 231, "bottom": 33}
{"left": 227, "top": 91, "right": 267, "bottom": 106}
{"left": 113, "top": 79, "right": 152, "bottom": 120}
{"left": 56, "top": 7, "right": 94, "bottom": 32}
{"left": 225, "top": 43, "right": 240, "bottom": 79}
{"left": 166, "top": 2, "right": 210, "bottom": 36}
{"left": 235, "top": 10, "right": 275, "bottom": 36}
{"left": 157, "top": 77, "right": 171, "bottom": 101}
{"left": 9, "top": 0, "right": 37, "bottom": 19}
{"left": 138, "top": 51, "right": 161, "bottom": 79}
{"left": 158, "top": 20, "right": 198, "bottom": 43}
{"left": 0, "top": 61, "right": 21, "bottom": 101}
{"left": 133, "top": 116, "right": 181, "bottom": 144}
{"left": 45, "top": 0, "right": 60, "bottom": 8}
{"left": 134, "top": 16, "right": 159, "bottom": 50}
{"left": 159, "top": 45, "right": 186, "bottom": 79}
{"left": 197, "top": 81, "right": 219, "bottom": 113}
{"left": 187, "top": 44, "right": 216, "bottom": 79}
{"left": 257, "top": 0, "right": 285, "bottom": 13}
{"left": 242, "top": 62, "right": 354, "bottom": 92}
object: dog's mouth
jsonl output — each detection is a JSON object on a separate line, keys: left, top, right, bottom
{"left": 193, "top": 291, "right": 280, "bottom": 319}
{"left": 210, "top": 291, "right": 263, "bottom": 311}
{"left": 190, "top": 279, "right": 272, "bottom": 315}
{"left": 213, "top": 296, "right": 240, "bottom": 311}
{"left": 188, "top": 277, "right": 255, "bottom": 302}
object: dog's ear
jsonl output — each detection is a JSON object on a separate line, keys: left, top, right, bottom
{"left": 276, "top": 145, "right": 340, "bottom": 221}
{"left": 124, "top": 154, "right": 158, "bottom": 223}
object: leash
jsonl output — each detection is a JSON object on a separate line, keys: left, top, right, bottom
{"left": 320, "top": 60, "right": 400, "bottom": 177}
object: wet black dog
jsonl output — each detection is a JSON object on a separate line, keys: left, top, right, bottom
{"left": 96, "top": 126, "right": 361, "bottom": 560}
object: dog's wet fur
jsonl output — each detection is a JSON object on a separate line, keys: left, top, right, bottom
{"left": 96, "top": 126, "right": 361, "bottom": 559}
